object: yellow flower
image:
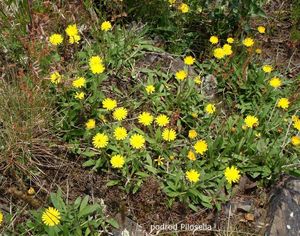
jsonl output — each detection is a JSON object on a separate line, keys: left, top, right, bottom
{"left": 262, "top": 65, "right": 273, "bottom": 73}
{"left": 0, "top": 211, "right": 3, "bottom": 225}
{"left": 209, "top": 36, "right": 219, "bottom": 44}
{"left": 92, "top": 133, "right": 109, "bottom": 148}
{"left": 89, "top": 56, "right": 105, "bottom": 74}
{"left": 269, "top": 77, "right": 282, "bottom": 88}
{"left": 194, "top": 140, "right": 208, "bottom": 155}
{"left": 130, "top": 134, "right": 145, "bottom": 149}
{"left": 138, "top": 112, "right": 154, "bottom": 126}
{"left": 85, "top": 119, "right": 96, "bottom": 130}
{"left": 49, "top": 34, "right": 63, "bottom": 46}
{"left": 277, "top": 98, "right": 290, "bottom": 109}
{"left": 68, "top": 34, "right": 81, "bottom": 44}
{"left": 257, "top": 26, "right": 265, "bottom": 34}
{"left": 65, "top": 24, "right": 79, "bottom": 36}
{"left": 114, "top": 127, "right": 127, "bottom": 140}
{"left": 42, "top": 207, "right": 61, "bottom": 226}
{"left": 186, "top": 169, "right": 200, "bottom": 183}
{"left": 72, "top": 77, "right": 86, "bottom": 88}
{"left": 255, "top": 48, "right": 262, "bottom": 54}
{"left": 292, "top": 115, "right": 299, "bottom": 122}
{"left": 168, "top": 0, "right": 176, "bottom": 5}
{"left": 227, "top": 37, "right": 234, "bottom": 44}
{"left": 291, "top": 136, "right": 300, "bottom": 146}
{"left": 223, "top": 44, "right": 233, "bottom": 56}
{"left": 178, "top": 3, "right": 189, "bottom": 13}
{"left": 145, "top": 85, "right": 155, "bottom": 94}
{"left": 155, "top": 156, "right": 164, "bottom": 166}
{"left": 110, "top": 155, "right": 125, "bottom": 168}
{"left": 191, "top": 112, "right": 198, "bottom": 118}
{"left": 224, "top": 166, "right": 241, "bottom": 184}
{"left": 187, "top": 150, "right": 196, "bottom": 161}
{"left": 184, "top": 56, "right": 195, "bottom": 65}
{"left": 101, "top": 21, "right": 112, "bottom": 31}
{"left": 244, "top": 115, "right": 259, "bottom": 128}
{"left": 176, "top": 70, "right": 188, "bottom": 80}
{"left": 169, "top": 155, "right": 175, "bottom": 160}
{"left": 27, "top": 187, "right": 35, "bottom": 195}
{"left": 243, "top": 37, "right": 254, "bottom": 47}
{"left": 102, "top": 98, "right": 117, "bottom": 111}
{"left": 162, "top": 128, "right": 176, "bottom": 141}
{"left": 50, "top": 72, "right": 61, "bottom": 84}
{"left": 194, "top": 76, "right": 202, "bottom": 85}
{"left": 155, "top": 115, "right": 170, "bottom": 127}
{"left": 205, "top": 103, "right": 216, "bottom": 114}
{"left": 213, "top": 48, "right": 225, "bottom": 59}
{"left": 294, "top": 120, "right": 300, "bottom": 131}
{"left": 74, "top": 92, "right": 85, "bottom": 100}
{"left": 113, "top": 107, "right": 128, "bottom": 121}
{"left": 188, "top": 129, "right": 197, "bottom": 139}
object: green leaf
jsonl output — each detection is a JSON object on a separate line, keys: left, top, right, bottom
{"left": 106, "top": 218, "right": 119, "bottom": 228}
{"left": 83, "top": 159, "right": 96, "bottom": 167}
{"left": 78, "top": 204, "right": 100, "bottom": 218}
{"left": 106, "top": 180, "right": 120, "bottom": 187}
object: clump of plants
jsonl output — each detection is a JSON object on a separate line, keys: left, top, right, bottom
{"left": 45, "top": 22, "right": 299, "bottom": 211}
{"left": 0, "top": 190, "right": 118, "bottom": 235}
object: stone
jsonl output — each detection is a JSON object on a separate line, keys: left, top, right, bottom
{"left": 265, "top": 175, "right": 300, "bottom": 236}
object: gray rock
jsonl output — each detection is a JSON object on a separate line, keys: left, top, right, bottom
{"left": 265, "top": 175, "right": 300, "bottom": 236}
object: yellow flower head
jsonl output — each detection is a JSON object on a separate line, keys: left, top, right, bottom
{"left": 257, "top": 26, "right": 265, "bottom": 34}
{"left": 89, "top": 56, "right": 105, "bottom": 74}
{"left": 102, "top": 98, "right": 117, "bottom": 111}
{"left": 213, "top": 48, "right": 225, "bottom": 59}
{"left": 50, "top": 72, "right": 61, "bottom": 84}
{"left": 223, "top": 44, "right": 233, "bottom": 56}
{"left": 49, "top": 34, "right": 63, "bottom": 46}
{"left": 85, "top": 119, "right": 96, "bottom": 130}
{"left": 262, "top": 65, "right": 273, "bottom": 73}
{"left": 244, "top": 115, "right": 259, "bottom": 128}
{"left": 0, "top": 211, "right": 3, "bottom": 225}
{"left": 243, "top": 37, "right": 254, "bottom": 47}
{"left": 209, "top": 36, "right": 219, "bottom": 44}
{"left": 255, "top": 48, "right": 262, "bottom": 54}
{"left": 74, "top": 92, "right": 85, "bottom": 100}
{"left": 27, "top": 187, "right": 35, "bottom": 195}
{"left": 101, "top": 21, "right": 112, "bottom": 31}
{"left": 155, "top": 114, "right": 170, "bottom": 127}
{"left": 92, "top": 133, "right": 109, "bottom": 148}
{"left": 277, "top": 98, "right": 290, "bottom": 109}
{"left": 186, "top": 169, "right": 200, "bottom": 183}
{"left": 155, "top": 156, "right": 164, "bottom": 166}
{"left": 145, "top": 85, "right": 155, "bottom": 94}
{"left": 184, "top": 56, "right": 195, "bottom": 65}
{"left": 176, "top": 70, "right": 188, "bottom": 80}
{"left": 42, "top": 207, "right": 61, "bottom": 226}
{"left": 194, "top": 140, "right": 208, "bottom": 155}
{"left": 65, "top": 24, "right": 79, "bottom": 36}
{"left": 72, "top": 77, "right": 86, "bottom": 88}
{"left": 110, "top": 155, "right": 125, "bottom": 168}
{"left": 113, "top": 107, "right": 128, "bottom": 121}
{"left": 138, "top": 112, "right": 154, "bottom": 126}
{"left": 292, "top": 115, "right": 299, "bottom": 122}
{"left": 188, "top": 129, "right": 198, "bottom": 139}
{"left": 178, "top": 3, "right": 189, "bottom": 13}
{"left": 68, "top": 34, "right": 81, "bottom": 44}
{"left": 227, "top": 37, "right": 234, "bottom": 44}
{"left": 269, "top": 77, "right": 282, "bottom": 88}
{"left": 130, "top": 134, "right": 145, "bottom": 149}
{"left": 162, "top": 128, "right": 177, "bottom": 141}
{"left": 291, "top": 136, "right": 300, "bottom": 146}
{"left": 187, "top": 150, "right": 196, "bottom": 161}
{"left": 114, "top": 127, "right": 127, "bottom": 140}
{"left": 224, "top": 166, "right": 241, "bottom": 184}
{"left": 194, "top": 76, "right": 202, "bottom": 85}
{"left": 294, "top": 119, "right": 300, "bottom": 131}
{"left": 205, "top": 103, "right": 216, "bottom": 114}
